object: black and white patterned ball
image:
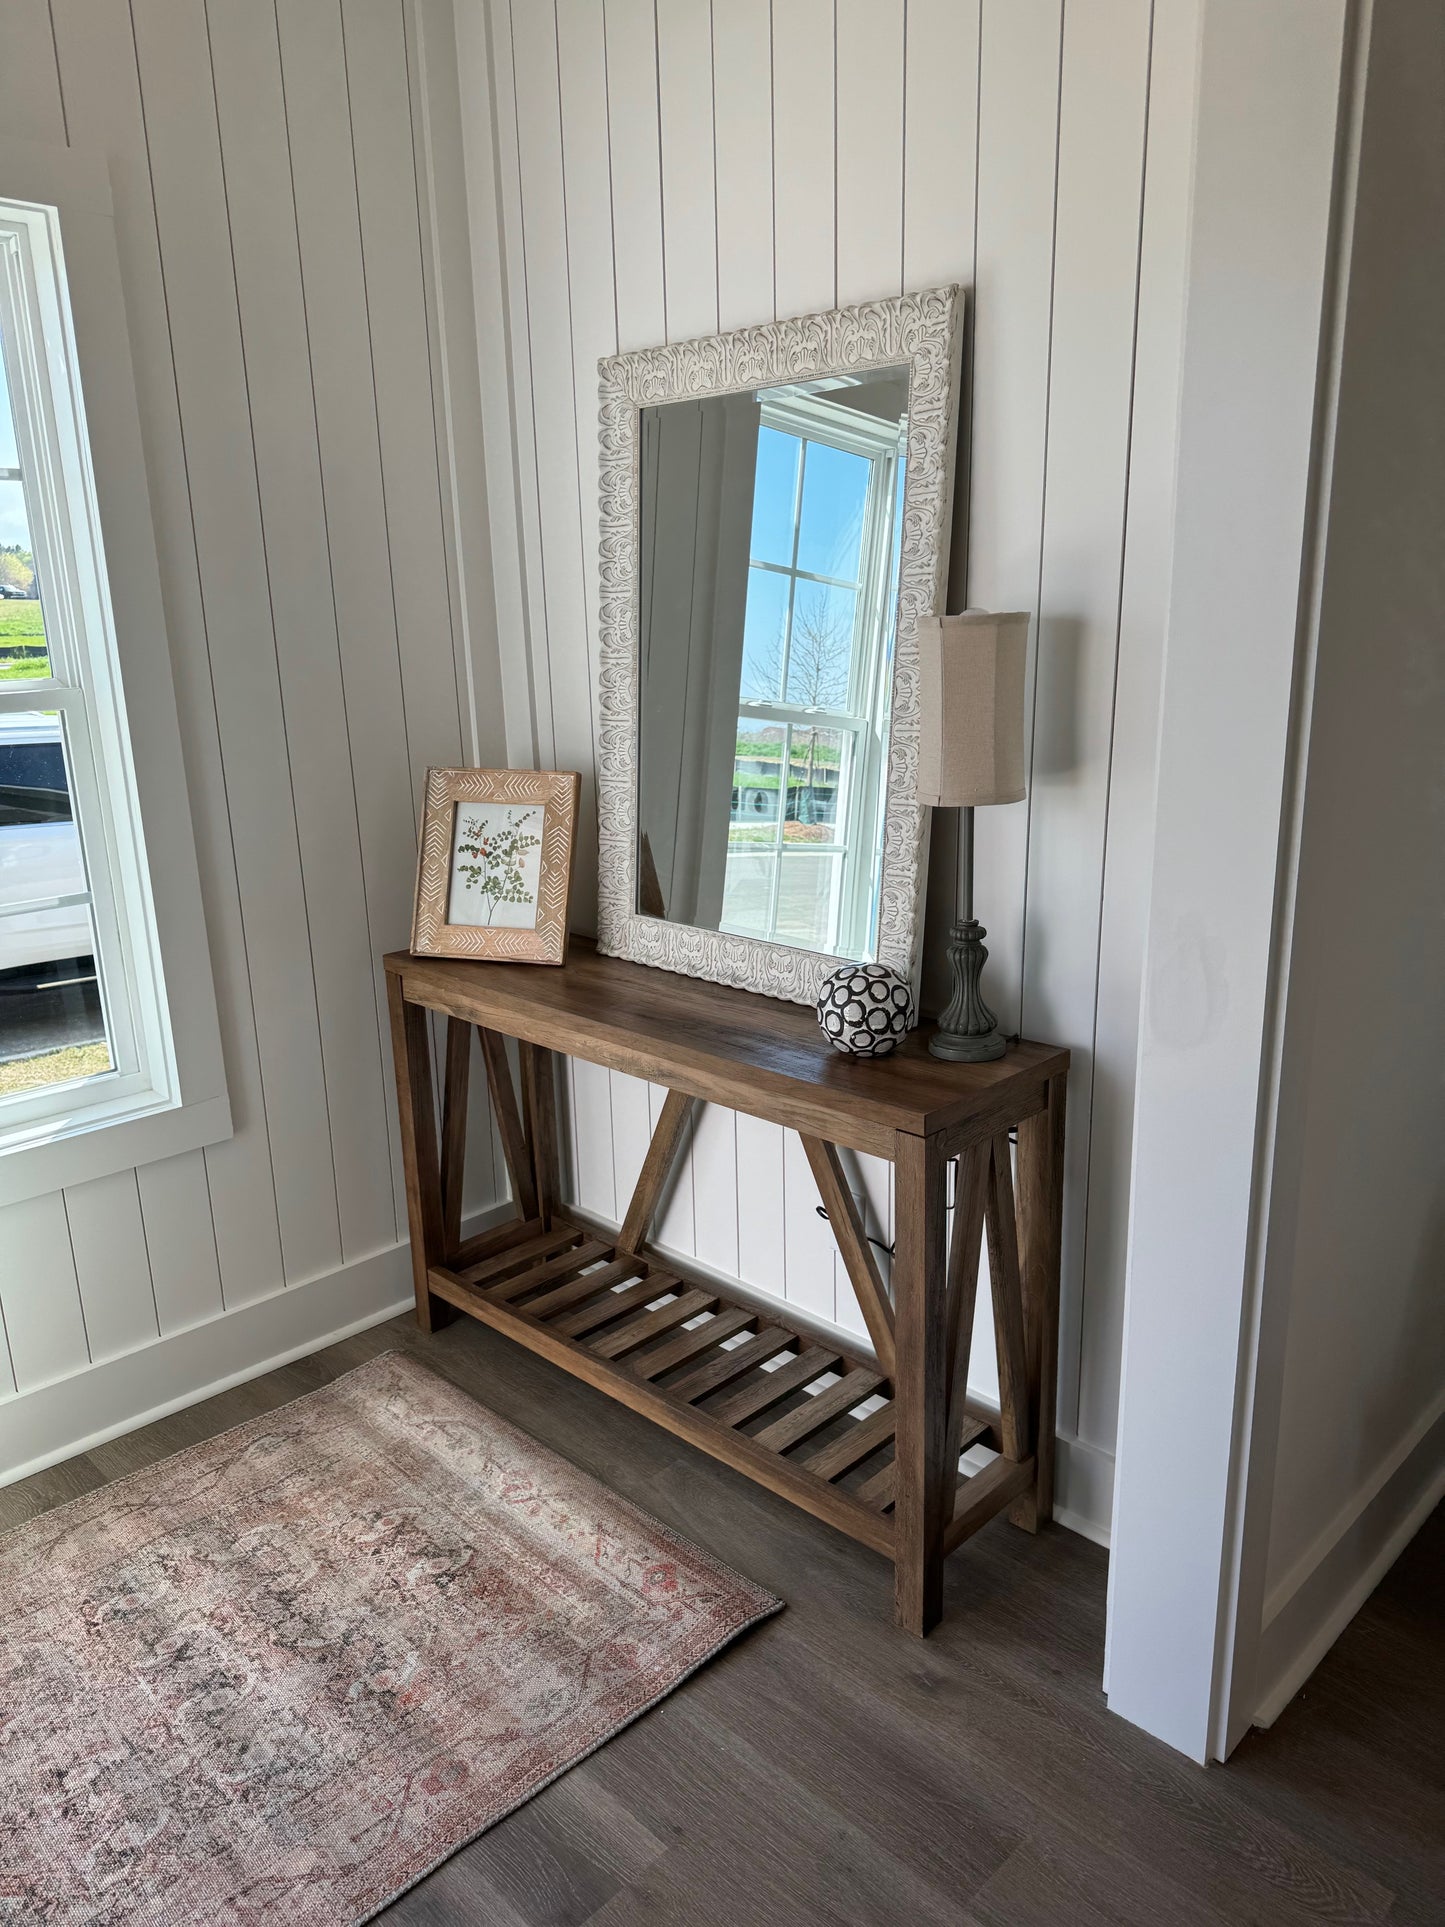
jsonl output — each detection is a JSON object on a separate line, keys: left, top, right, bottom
{"left": 815, "top": 962, "right": 915, "bottom": 1057}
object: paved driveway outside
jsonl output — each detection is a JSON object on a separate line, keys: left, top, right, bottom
{"left": 0, "top": 960, "right": 104, "bottom": 1066}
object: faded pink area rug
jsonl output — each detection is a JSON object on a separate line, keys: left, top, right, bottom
{"left": 0, "top": 1351, "right": 779, "bottom": 1924}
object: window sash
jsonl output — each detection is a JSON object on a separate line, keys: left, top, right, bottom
{"left": 737, "top": 394, "right": 903, "bottom": 955}
{"left": 0, "top": 200, "right": 165, "bottom": 1139}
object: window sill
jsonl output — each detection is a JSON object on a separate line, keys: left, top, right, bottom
{"left": 0, "top": 1084, "right": 232, "bottom": 1207}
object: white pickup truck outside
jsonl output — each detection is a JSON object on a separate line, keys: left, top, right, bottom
{"left": 0, "top": 711, "right": 90, "bottom": 974}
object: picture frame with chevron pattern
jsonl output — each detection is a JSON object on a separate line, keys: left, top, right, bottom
{"left": 411, "top": 767, "right": 581, "bottom": 965}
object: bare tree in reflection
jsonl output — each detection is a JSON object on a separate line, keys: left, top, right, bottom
{"left": 744, "top": 590, "right": 851, "bottom": 822}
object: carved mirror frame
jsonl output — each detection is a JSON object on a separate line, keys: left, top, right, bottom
{"left": 595, "top": 286, "right": 962, "bottom": 1006}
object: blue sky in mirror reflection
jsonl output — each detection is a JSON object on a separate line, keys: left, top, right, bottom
{"left": 741, "top": 425, "right": 869, "bottom": 704}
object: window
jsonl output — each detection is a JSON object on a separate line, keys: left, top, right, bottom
{"left": 723, "top": 393, "right": 905, "bottom": 956}
{"left": 0, "top": 151, "right": 227, "bottom": 1203}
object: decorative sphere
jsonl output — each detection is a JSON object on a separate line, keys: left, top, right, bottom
{"left": 815, "top": 962, "right": 915, "bottom": 1057}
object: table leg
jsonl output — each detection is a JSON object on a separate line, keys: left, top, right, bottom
{"left": 386, "top": 974, "right": 453, "bottom": 1332}
{"left": 892, "top": 1129, "right": 951, "bottom": 1635}
{"left": 519, "top": 1042, "right": 560, "bottom": 1228}
{"left": 478, "top": 1029, "right": 539, "bottom": 1222}
{"left": 1012, "top": 1070, "right": 1067, "bottom": 1530}
{"left": 439, "top": 1017, "right": 471, "bottom": 1256}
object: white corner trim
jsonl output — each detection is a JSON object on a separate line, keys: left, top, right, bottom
{"left": 1252, "top": 1398, "right": 1445, "bottom": 1726}
{"left": 0, "top": 1203, "right": 512, "bottom": 1487}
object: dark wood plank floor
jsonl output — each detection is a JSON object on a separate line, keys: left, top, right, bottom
{"left": 5, "top": 1313, "right": 1440, "bottom": 1925}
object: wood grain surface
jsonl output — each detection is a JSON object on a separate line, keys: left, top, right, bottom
{"left": 386, "top": 941, "right": 1067, "bottom": 1158}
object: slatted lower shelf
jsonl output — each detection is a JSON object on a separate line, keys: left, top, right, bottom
{"left": 427, "top": 1212, "right": 1026, "bottom": 1563}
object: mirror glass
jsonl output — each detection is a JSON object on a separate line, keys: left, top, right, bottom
{"left": 636, "top": 367, "right": 909, "bottom": 960}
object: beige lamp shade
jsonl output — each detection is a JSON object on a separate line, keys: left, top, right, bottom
{"left": 914, "top": 610, "right": 1030, "bottom": 808}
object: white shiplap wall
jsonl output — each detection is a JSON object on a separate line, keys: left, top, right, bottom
{"left": 458, "top": 0, "right": 1200, "bottom": 1540}
{"left": 0, "top": 0, "right": 506, "bottom": 1465}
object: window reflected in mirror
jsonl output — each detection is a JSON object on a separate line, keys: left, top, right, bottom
{"left": 636, "top": 367, "right": 908, "bottom": 960}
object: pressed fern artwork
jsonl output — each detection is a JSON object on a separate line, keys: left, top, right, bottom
{"left": 450, "top": 806, "right": 543, "bottom": 926}
{"left": 411, "top": 769, "right": 580, "bottom": 965}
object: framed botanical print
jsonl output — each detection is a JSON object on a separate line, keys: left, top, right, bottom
{"left": 410, "top": 768, "right": 581, "bottom": 964}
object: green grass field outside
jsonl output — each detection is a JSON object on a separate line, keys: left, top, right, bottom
{"left": 0, "top": 600, "right": 48, "bottom": 680}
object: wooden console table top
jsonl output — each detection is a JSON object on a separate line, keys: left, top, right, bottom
{"left": 386, "top": 941, "right": 1067, "bottom": 1159}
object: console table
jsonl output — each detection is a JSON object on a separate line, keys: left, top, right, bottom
{"left": 385, "top": 942, "right": 1067, "bottom": 1635}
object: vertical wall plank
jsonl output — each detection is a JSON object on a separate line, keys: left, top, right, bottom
{"left": 1025, "top": 0, "right": 1153, "bottom": 1438}
{"left": 966, "top": 0, "right": 1064, "bottom": 1039}
{"left": 276, "top": 0, "right": 423, "bottom": 1244}
{"left": 137, "top": 1151, "right": 225, "bottom": 1334}
{"left": 903, "top": 0, "right": 982, "bottom": 295}
{"left": 690, "top": 1103, "right": 739, "bottom": 1281}
{"left": 551, "top": 0, "right": 624, "bottom": 1233}
{"left": 558, "top": 0, "right": 621, "bottom": 906}
{"left": 0, "top": 1, "right": 67, "bottom": 141}
{"left": 0, "top": 1196, "right": 88, "bottom": 1393}
{"left": 64, "top": 1172, "right": 159, "bottom": 1364}
{"left": 510, "top": 0, "right": 601, "bottom": 930}
{"left": 209, "top": 0, "right": 396, "bottom": 1264}
{"left": 453, "top": 0, "right": 540, "bottom": 767}
{"left": 604, "top": 0, "right": 668, "bottom": 351}
{"left": 570, "top": 1060, "right": 618, "bottom": 1220}
{"left": 835, "top": 0, "right": 905, "bottom": 308}
{"left": 656, "top": 0, "right": 718, "bottom": 341}
{"left": 683, "top": 1098, "right": 741, "bottom": 1290}
{"left": 488, "top": 0, "right": 553, "bottom": 764}
{"left": 343, "top": 0, "right": 465, "bottom": 806}
{"left": 132, "top": 0, "right": 342, "bottom": 1287}
{"left": 711, "top": 0, "right": 774, "bottom": 331}
{"left": 1081, "top": 0, "right": 1198, "bottom": 1446}
{"left": 772, "top": 0, "right": 836, "bottom": 320}
{"left": 781, "top": 1130, "right": 834, "bottom": 1325}
{"left": 407, "top": 0, "right": 507, "bottom": 774}
{"left": 609, "top": 1071, "right": 654, "bottom": 1219}
{"left": 735, "top": 1111, "right": 786, "bottom": 1302}
{"left": 906, "top": 0, "right": 981, "bottom": 997}
{"left": 407, "top": 4, "right": 505, "bottom": 1225}
{"left": 52, "top": 0, "right": 286, "bottom": 1312}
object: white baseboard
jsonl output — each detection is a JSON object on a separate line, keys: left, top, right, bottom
{"left": 0, "top": 1201, "right": 512, "bottom": 1487}
{"left": 1252, "top": 1393, "right": 1445, "bottom": 1726}
{"left": 1055, "top": 1433, "right": 1115, "bottom": 1548}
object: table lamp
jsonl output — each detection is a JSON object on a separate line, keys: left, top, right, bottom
{"left": 915, "top": 610, "right": 1030, "bottom": 1062}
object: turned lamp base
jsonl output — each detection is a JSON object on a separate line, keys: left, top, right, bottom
{"left": 929, "top": 915, "right": 1008, "bottom": 1063}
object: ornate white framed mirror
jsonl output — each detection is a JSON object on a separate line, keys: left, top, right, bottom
{"left": 595, "top": 287, "right": 962, "bottom": 1005}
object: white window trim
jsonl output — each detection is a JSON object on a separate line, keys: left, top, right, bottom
{"left": 730, "top": 391, "right": 905, "bottom": 957}
{"left": 0, "top": 138, "right": 228, "bottom": 1206}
